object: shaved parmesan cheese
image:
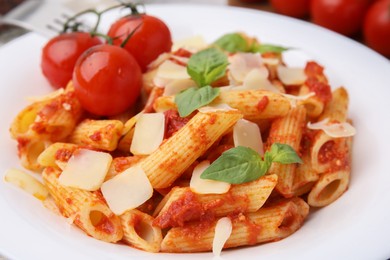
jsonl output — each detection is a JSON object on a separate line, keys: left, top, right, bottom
{"left": 172, "top": 35, "right": 207, "bottom": 52}
{"left": 198, "top": 103, "right": 236, "bottom": 113}
{"left": 243, "top": 68, "right": 279, "bottom": 92}
{"left": 233, "top": 119, "right": 264, "bottom": 155}
{"left": 4, "top": 168, "right": 49, "bottom": 201}
{"left": 307, "top": 118, "right": 356, "bottom": 138}
{"left": 163, "top": 78, "right": 197, "bottom": 96}
{"left": 277, "top": 65, "right": 307, "bottom": 85}
{"left": 171, "top": 55, "right": 189, "bottom": 65}
{"left": 153, "top": 60, "right": 190, "bottom": 87}
{"left": 212, "top": 217, "right": 232, "bottom": 257}
{"left": 262, "top": 57, "right": 280, "bottom": 66}
{"left": 101, "top": 165, "right": 153, "bottom": 215}
{"left": 147, "top": 53, "right": 171, "bottom": 69}
{"left": 148, "top": 53, "right": 190, "bottom": 70}
{"left": 282, "top": 92, "right": 315, "bottom": 108}
{"left": 26, "top": 88, "right": 65, "bottom": 102}
{"left": 130, "top": 113, "right": 165, "bottom": 155}
{"left": 59, "top": 149, "right": 112, "bottom": 191}
{"left": 228, "top": 53, "right": 263, "bottom": 84}
{"left": 190, "top": 161, "right": 231, "bottom": 194}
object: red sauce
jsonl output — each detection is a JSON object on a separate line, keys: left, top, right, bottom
{"left": 94, "top": 214, "right": 115, "bottom": 235}
{"left": 153, "top": 191, "right": 204, "bottom": 228}
{"left": 318, "top": 138, "right": 350, "bottom": 171}
{"left": 66, "top": 198, "right": 73, "bottom": 205}
{"left": 16, "top": 137, "right": 30, "bottom": 156}
{"left": 55, "top": 148, "right": 74, "bottom": 162}
{"left": 89, "top": 131, "right": 102, "bottom": 142}
{"left": 164, "top": 109, "right": 190, "bottom": 139}
{"left": 257, "top": 96, "right": 269, "bottom": 112}
{"left": 304, "top": 61, "right": 324, "bottom": 77}
{"left": 172, "top": 48, "right": 192, "bottom": 58}
{"left": 305, "top": 77, "right": 332, "bottom": 104}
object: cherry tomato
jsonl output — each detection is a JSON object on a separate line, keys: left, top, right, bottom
{"left": 41, "top": 32, "right": 102, "bottom": 88}
{"left": 107, "top": 14, "right": 172, "bottom": 72}
{"left": 363, "top": 0, "right": 390, "bottom": 57}
{"left": 270, "top": 0, "right": 310, "bottom": 18}
{"left": 73, "top": 44, "right": 142, "bottom": 116}
{"left": 311, "top": 0, "right": 373, "bottom": 36}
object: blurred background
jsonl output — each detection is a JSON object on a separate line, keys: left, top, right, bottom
{"left": 0, "top": 0, "right": 389, "bottom": 58}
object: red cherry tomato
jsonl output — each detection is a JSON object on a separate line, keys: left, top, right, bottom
{"left": 73, "top": 44, "right": 142, "bottom": 116}
{"left": 107, "top": 14, "right": 172, "bottom": 72}
{"left": 311, "top": 0, "right": 372, "bottom": 36}
{"left": 270, "top": 0, "right": 310, "bottom": 18}
{"left": 41, "top": 32, "right": 102, "bottom": 88}
{"left": 363, "top": 0, "right": 390, "bottom": 57}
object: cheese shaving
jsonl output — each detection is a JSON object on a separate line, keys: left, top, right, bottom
{"left": 233, "top": 119, "right": 264, "bottom": 155}
{"left": 172, "top": 35, "right": 207, "bottom": 52}
{"left": 198, "top": 103, "right": 236, "bottom": 113}
{"left": 282, "top": 92, "right": 315, "bottom": 108}
{"left": 212, "top": 217, "right": 232, "bottom": 257}
{"left": 228, "top": 52, "right": 263, "bottom": 84}
{"left": 190, "top": 161, "right": 231, "bottom": 194}
{"left": 277, "top": 65, "right": 307, "bottom": 85}
{"left": 307, "top": 118, "right": 356, "bottom": 138}
{"left": 101, "top": 165, "right": 153, "bottom": 215}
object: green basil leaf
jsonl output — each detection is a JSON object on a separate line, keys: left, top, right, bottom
{"left": 214, "top": 33, "right": 248, "bottom": 53}
{"left": 187, "top": 47, "right": 228, "bottom": 87}
{"left": 251, "top": 43, "right": 288, "bottom": 54}
{"left": 175, "top": 86, "right": 220, "bottom": 117}
{"left": 268, "top": 143, "right": 303, "bottom": 164}
{"left": 200, "top": 146, "right": 267, "bottom": 184}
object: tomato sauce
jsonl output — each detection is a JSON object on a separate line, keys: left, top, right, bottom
{"left": 305, "top": 77, "right": 332, "bottom": 104}
{"left": 153, "top": 191, "right": 203, "bottom": 228}
{"left": 257, "top": 96, "right": 269, "bottom": 112}
{"left": 164, "top": 109, "right": 190, "bottom": 139}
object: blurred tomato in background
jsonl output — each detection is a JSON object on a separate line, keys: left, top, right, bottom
{"left": 363, "top": 0, "right": 390, "bottom": 57}
{"left": 270, "top": 0, "right": 310, "bottom": 18}
{"left": 310, "top": 0, "right": 373, "bottom": 36}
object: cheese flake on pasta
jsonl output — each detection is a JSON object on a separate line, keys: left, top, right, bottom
{"left": 163, "top": 78, "right": 197, "bottom": 96}
{"left": 228, "top": 52, "right": 263, "bottom": 84}
{"left": 153, "top": 59, "right": 190, "bottom": 87}
{"left": 243, "top": 68, "right": 279, "bottom": 92}
{"left": 198, "top": 103, "right": 236, "bottom": 113}
{"left": 172, "top": 35, "right": 207, "bottom": 52}
{"left": 101, "top": 165, "right": 153, "bottom": 215}
{"left": 58, "top": 149, "right": 112, "bottom": 191}
{"left": 4, "top": 168, "right": 49, "bottom": 201}
{"left": 190, "top": 160, "right": 231, "bottom": 194}
{"left": 277, "top": 65, "right": 307, "bottom": 85}
{"left": 130, "top": 113, "right": 165, "bottom": 155}
{"left": 212, "top": 217, "right": 232, "bottom": 256}
{"left": 307, "top": 118, "right": 356, "bottom": 138}
{"left": 233, "top": 119, "right": 264, "bottom": 155}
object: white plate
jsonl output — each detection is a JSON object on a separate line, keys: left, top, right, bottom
{"left": 1, "top": 4, "right": 390, "bottom": 260}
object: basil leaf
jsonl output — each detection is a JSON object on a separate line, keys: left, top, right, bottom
{"left": 251, "top": 43, "right": 288, "bottom": 54}
{"left": 187, "top": 47, "right": 228, "bottom": 87}
{"left": 268, "top": 143, "right": 303, "bottom": 164}
{"left": 214, "top": 33, "right": 248, "bottom": 53}
{"left": 201, "top": 146, "right": 266, "bottom": 184}
{"left": 175, "top": 86, "right": 220, "bottom": 117}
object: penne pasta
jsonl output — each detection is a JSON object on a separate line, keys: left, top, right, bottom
{"left": 42, "top": 167, "right": 123, "bottom": 243}
{"left": 120, "top": 209, "right": 162, "bottom": 253}
{"left": 160, "top": 197, "right": 309, "bottom": 252}
{"left": 267, "top": 105, "right": 306, "bottom": 197}
{"left": 153, "top": 174, "right": 278, "bottom": 228}
{"left": 138, "top": 110, "right": 242, "bottom": 188}
{"left": 153, "top": 89, "right": 291, "bottom": 120}
{"left": 69, "top": 119, "right": 124, "bottom": 151}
